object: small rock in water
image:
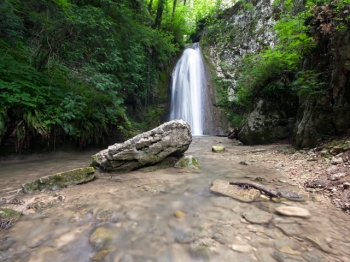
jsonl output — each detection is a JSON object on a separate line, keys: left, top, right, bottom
{"left": 275, "top": 206, "right": 310, "bottom": 218}
{"left": 90, "top": 227, "right": 113, "bottom": 249}
{"left": 250, "top": 149, "right": 266, "bottom": 153}
{"left": 279, "top": 246, "right": 300, "bottom": 255}
{"left": 174, "top": 210, "right": 185, "bottom": 219}
{"left": 212, "top": 145, "right": 225, "bottom": 152}
{"left": 239, "top": 161, "right": 249, "bottom": 165}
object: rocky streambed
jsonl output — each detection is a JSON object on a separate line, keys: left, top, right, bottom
{"left": 0, "top": 136, "right": 350, "bottom": 262}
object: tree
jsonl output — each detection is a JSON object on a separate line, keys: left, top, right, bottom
{"left": 154, "top": 0, "right": 165, "bottom": 28}
{"left": 172, "top": 0, "right": 177, "bottom": 27}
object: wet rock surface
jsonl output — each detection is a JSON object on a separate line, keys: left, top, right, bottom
{"left": 0, "top": 136, "right": 349, "bottom": 261}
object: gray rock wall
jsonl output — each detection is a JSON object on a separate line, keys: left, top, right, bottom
{"left": 293, "top": 28, "right": 350, "bottom": 148}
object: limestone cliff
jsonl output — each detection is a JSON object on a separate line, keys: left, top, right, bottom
{"left": 200, "top": 0, "right": 350, "bottom": 147}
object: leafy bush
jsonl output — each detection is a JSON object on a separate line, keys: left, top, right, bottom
{"left": 0, "top": 0, "right": 179, "bottom": 151}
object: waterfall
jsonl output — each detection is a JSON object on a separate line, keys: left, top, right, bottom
{"left": 169, "top": 43, "right": 207, "bottom": 135}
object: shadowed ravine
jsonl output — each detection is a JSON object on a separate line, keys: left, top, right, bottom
{"left": 0, "top": 137, "right": 349, "bottom": 261}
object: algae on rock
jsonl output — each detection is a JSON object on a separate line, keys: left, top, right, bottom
{"left": 0, "top": 208, "right": 22, "bottom": 222}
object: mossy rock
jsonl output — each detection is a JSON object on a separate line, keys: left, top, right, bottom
{"left": 174, "top": 155, "right": 200, "bottom": 172}
{"left": 0, "top": 208, "right": 22, "bottom": 222}
{"left": 174, "top": 155, "right": 199, "bottom": 168}
{"left": 90, "top": 227, "right": 114, "bottom": 249}
{"left": 212, "top": 146, "right": 225, "bottom": 152}
{"left": 22, "top": 167, "right": 97, "bottom": 193}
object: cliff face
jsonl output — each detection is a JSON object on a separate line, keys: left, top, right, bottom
{"left": 201, "top": 0, "right": 350, "bottom": 147}
{"left": 201, "top": 0, "right": 298, "bottom": 143}
{"left": 201, "top": 0, "right": 276, "bottom": 91}
{"left": 293, "top": 4, "right": 350, "bottom": 148}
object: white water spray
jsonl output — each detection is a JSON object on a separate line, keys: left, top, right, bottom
{"left": 169, "top": 43, "right": 206, "bottom": 135}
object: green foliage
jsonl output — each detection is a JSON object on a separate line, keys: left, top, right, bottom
{"left": 229, "top": 0, "right": 324, "bottom": 112}
{"left": 292, "top": 70, "right": 326, "bottom": 97}
{"left": 0, "top": 0, "right": 179, "bottom": 151}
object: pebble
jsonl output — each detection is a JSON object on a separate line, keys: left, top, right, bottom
{"left": 230, "top": 244, "right": 253, "bottom": 253}
{"left": 275, "top": 206, "right": 311, "bottom": 218}
{"left": 330, "top": 173, "right": 346, "bottom": 181}
{"left": 331, "top": 157, "right": 343, "bottom": 165}
{"left": 174, "top": 210, "right": 185, "bottom": 219}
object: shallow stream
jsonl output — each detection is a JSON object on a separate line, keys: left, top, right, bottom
{"left": 0, "top": 136, "right": 349, "bottom": 262}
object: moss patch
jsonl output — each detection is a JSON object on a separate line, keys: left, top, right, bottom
{"left": 0, "top": 208, "right": 22, "bottom": 222}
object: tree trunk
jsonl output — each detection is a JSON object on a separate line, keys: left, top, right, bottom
{"left": 148, "top": 0, "right": 153, "bottom": 13}
{"left": 154, "top": 0, "right": 165, "bottom": 29}
{"left": 171, "top": 0, "right": 177, "bottom": 28}
{"left": 183, "top": 0, "right": 186, "bottom": 5}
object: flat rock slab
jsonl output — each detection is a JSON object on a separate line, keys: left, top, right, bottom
{"left": 305, "top": 236, "right": 335, "bottom": 254}
{"left": 22, "top": 167, "right": 96, "bottom": 193}
{"left": 210, "top": 179, "right": 260, "bottom": 202}
{"left": 276, "top": 224, "right": 303, "bottom": 237}
{"left": 242, "top": 209, "right": 273, "bottom": 224}
{"left": 272, "top": 251, "right": 305, "bottom": 262}
{"left": 275, "top": 206, "right": 311, "bottom": 219}
{"left": 91, "top": 120, "right": 192, "bottom": 172}
{"left": 301, "top": 251, "right": 329, "bottom": 262}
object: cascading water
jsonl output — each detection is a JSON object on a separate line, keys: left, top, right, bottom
{"left": 169, "top": 43, "right": 207, "bottom": 135}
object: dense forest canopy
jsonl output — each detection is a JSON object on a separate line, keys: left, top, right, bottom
{"left": 0, "top": 0, "right": 225, "bottom": 152}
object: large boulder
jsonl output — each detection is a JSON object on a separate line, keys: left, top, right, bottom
{"left": 91, "top": 120, "right": 192, "bottom": 172}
